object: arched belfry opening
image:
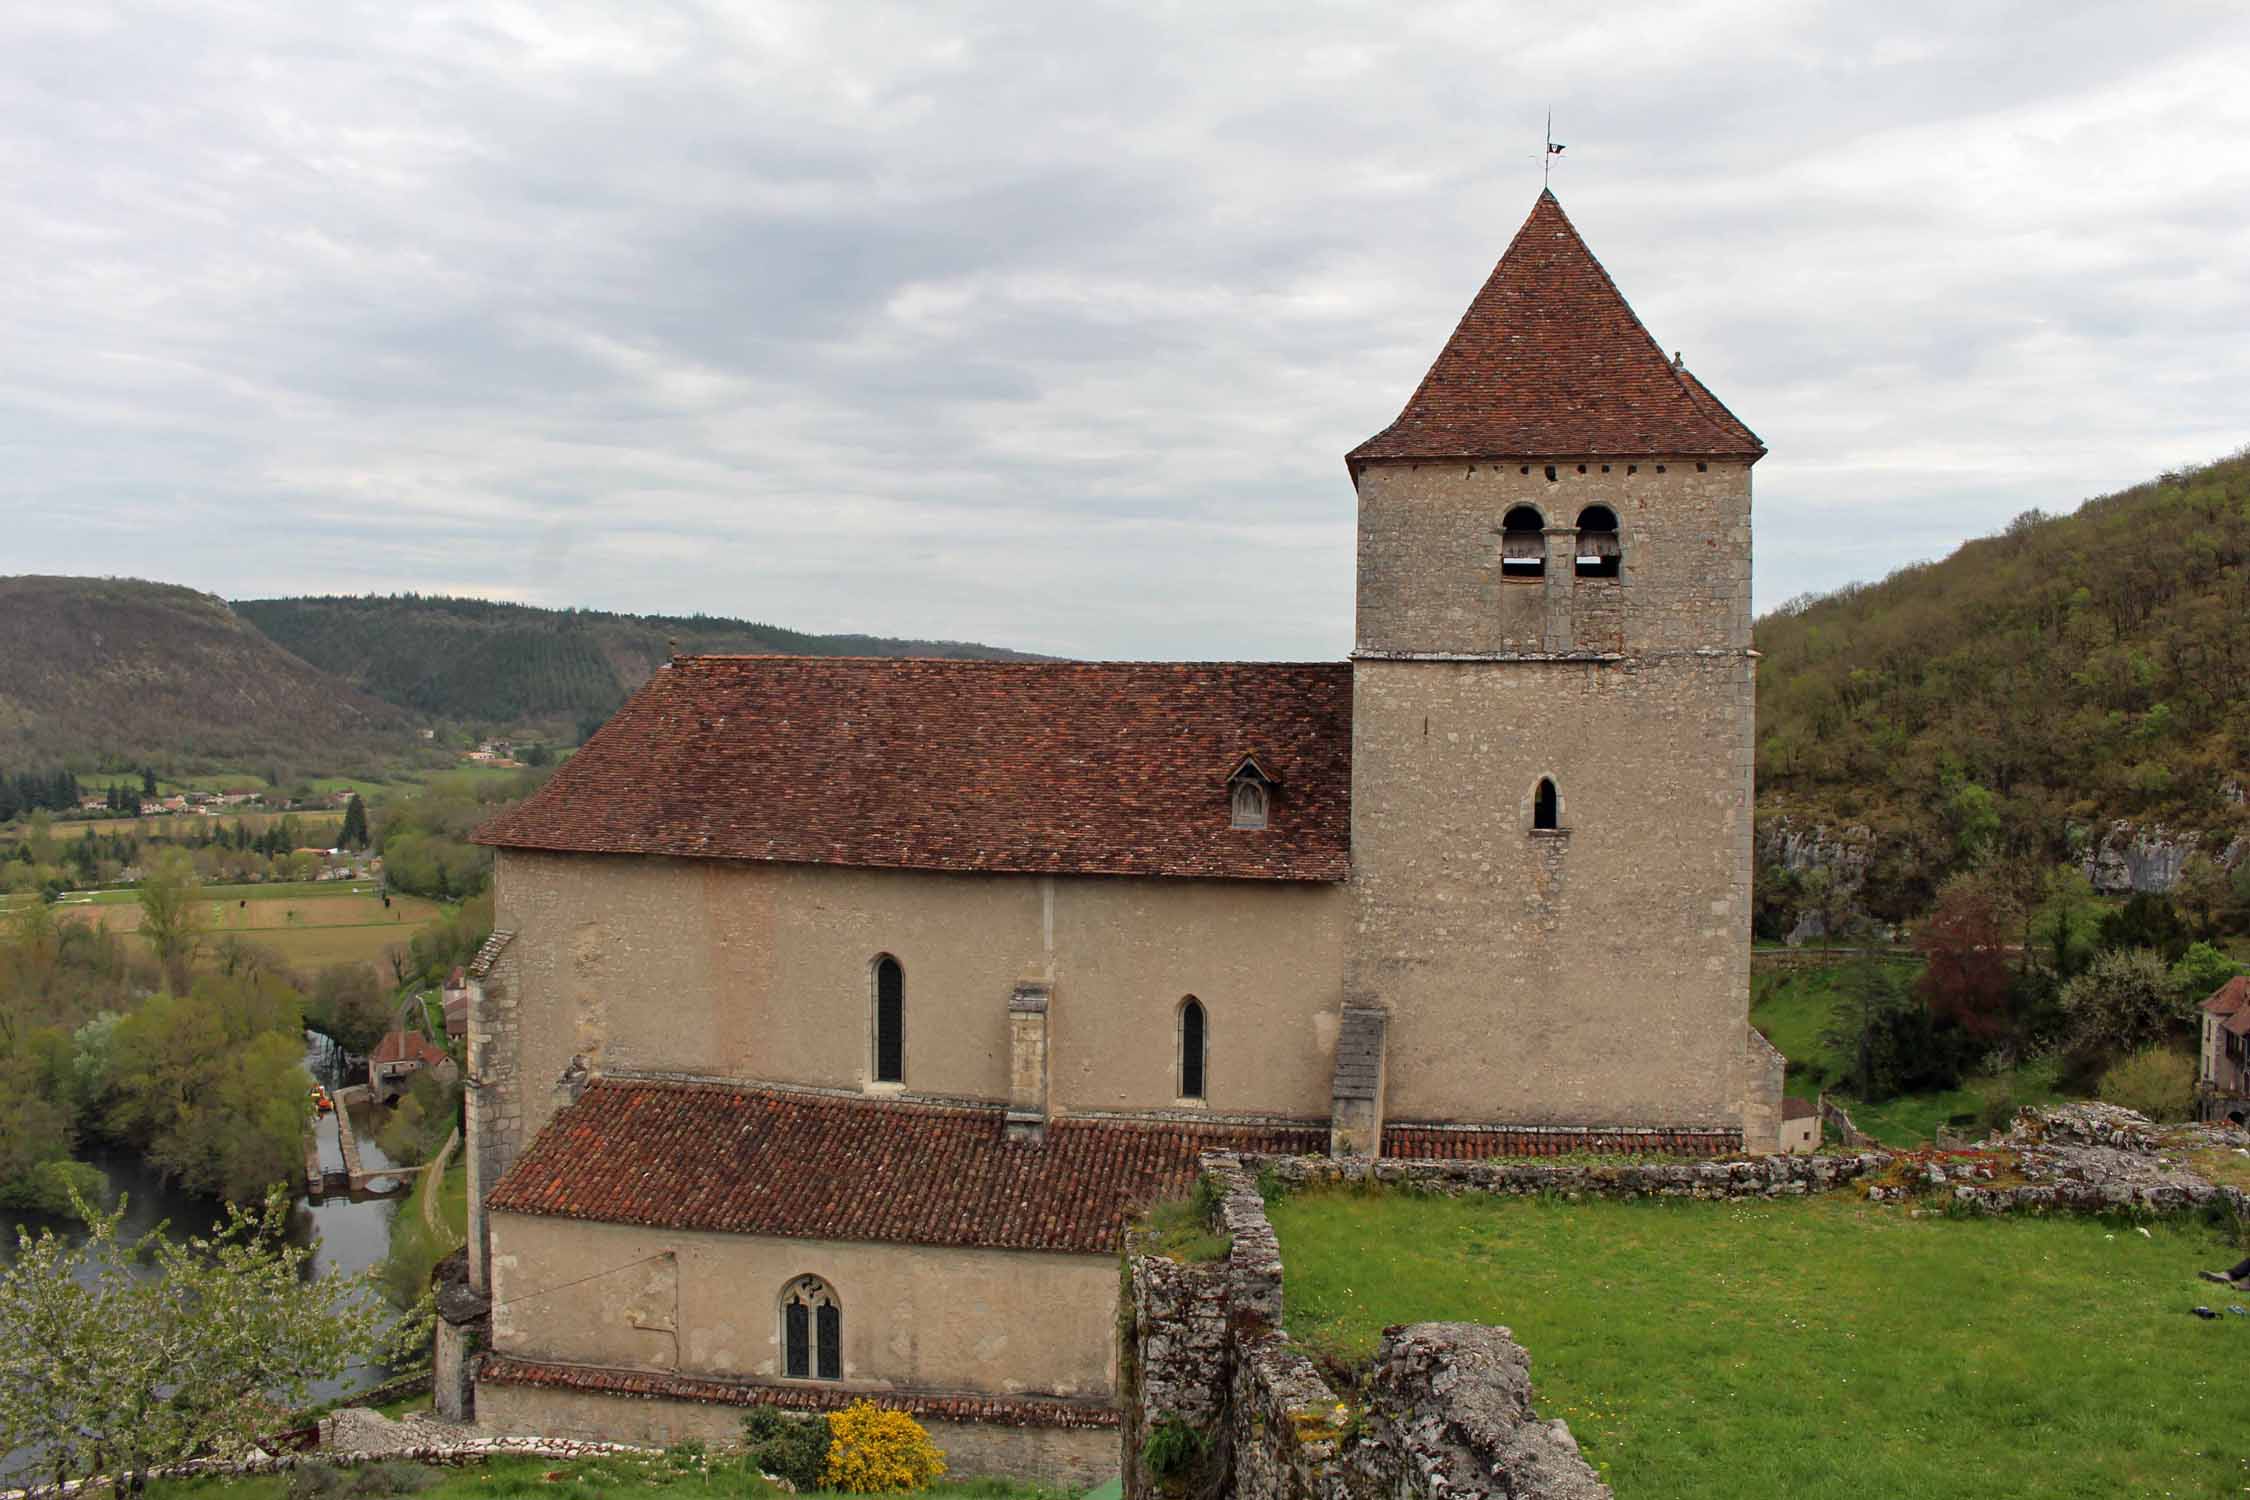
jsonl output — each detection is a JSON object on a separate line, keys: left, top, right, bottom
{"left": 1533, "top": 777, "right": 1560, "bottom": 832}
{"left": 1575, "top": 506, "right": 1620, "bottom": 578}
{"left": 1501, "top": 506, "right": 1545, "bottom": 579}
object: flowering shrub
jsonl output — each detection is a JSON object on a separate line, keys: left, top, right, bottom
{"left": 823, "top": 1399, "right": 947, "bottom": 1494}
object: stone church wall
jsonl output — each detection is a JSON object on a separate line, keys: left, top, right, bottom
{"left": 487, "top": 1213, "right": 1120, "bottom": 1399}
{"left": 484, "top": 850, "right": 1350, "bottom": 1174}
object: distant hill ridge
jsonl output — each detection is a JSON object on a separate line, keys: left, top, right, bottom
{"left": 0, "top": 576, "right": 415, "bottom": 773}
{"left": 232, "top": 593, "right": 1048, "bottom": 730}
{"left": 1754, "top": 448, "right": 2250, "bottom": 915}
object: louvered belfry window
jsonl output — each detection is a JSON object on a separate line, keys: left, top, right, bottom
{"left": 1502, "top": 506, "right": 1546, "bottom": 576}
{"left": 874, "top": 956, "right": 904, "bottom": 1083}
{"left": 1574, "top": 505, "right": 1621, "bottom": 578}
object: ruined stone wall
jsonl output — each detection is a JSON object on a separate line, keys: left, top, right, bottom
{"left": 1124, "top": 1158, "right": 1612, "bottom": 1500}
{"left": 465, "top": 937, "right": 522, "bottom": 1293}
{"left": 473, "top": 1383, "right": 1116, "bottom": 1489}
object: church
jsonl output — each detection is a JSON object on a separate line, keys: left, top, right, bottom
{"left": 456, "top": 189, "right": 1778, "bottom": 1482}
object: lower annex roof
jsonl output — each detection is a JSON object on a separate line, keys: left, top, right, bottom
{"left": 486, "top": 1079, "right": 1328, "bottom": 1256}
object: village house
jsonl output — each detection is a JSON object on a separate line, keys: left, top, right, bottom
{"left": 457, "top": 190, "right": 1779, "bottom": 1481}
{"left": 369, "top": 1028, "right": 456, "bottom": 1103}
{"left": 2199, "top": 976, "right": 2250, "bottom": 1122}
{"left": 442, "top": 967, "right": 471, "bottom": 1041}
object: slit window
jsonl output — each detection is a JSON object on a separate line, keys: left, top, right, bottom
{"left": 1534, "top": 778, "right": 1560, "bottom": 831}
{"left": 1180, "top": 998, "right": 1207, "bottom": 1101}
{"left": 1575, "top": 506, "right": 1621, "bottom": 578}
{"left": 874, "top": 956, "right": 904, "bottom": 1083}
{"left": 782, "top": 1276, "right": 841, "bottom": 1381}
{"left": 1502, "top": 506, "right": 1545, "bottom": 578}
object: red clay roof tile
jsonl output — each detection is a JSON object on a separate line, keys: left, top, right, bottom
{"left": 477, "top": 1356, "right": 1120, "bottom": 1428}
{"left": 487, "top": 1080, "right": 1327, "bottom": 1254}
{"left": 1380, "top": 1123, "right": 1743, "bottom": 1159}
{"left": 1350, "top": 191, "right": 1763, "bottom": 464}
{"left": 371, "top": 1029, "right": 449, "bottom": 1067}
{"left": 2203, "top": 976, "right": 2250, "bottom": 1016}
{"left": 474, "top": 657, "right": 1351, "bottom": 881}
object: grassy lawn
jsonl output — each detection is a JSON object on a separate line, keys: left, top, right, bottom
{"left": 1751, "top": 964, "right": 2066, "bottom": 1147}
{"left": 1272, "top": 1186, "right": 2246, "bottom": 1500}
{"left": 14, "top": 884, "right": 441, "bottom": 972}
{"left": 146, "top": 1455, "right": 1081, "bottom": 1500}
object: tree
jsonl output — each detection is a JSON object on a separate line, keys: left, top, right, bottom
{"left": 2170, "top": 941, "right": 2239, "bottom": 1009}
{"left": 0, "top": 1189, "right": 398, "bottom": 1497}
{"left": 140, "top": 766, "right": 157, "bottom": 798}
{"left": 305, "top": 962, "right": 391, "bottom": 1054}
{"left": 137, "top": 849, "right": 209, "bottom": 993}
{"left": 2059, "top": 948, "right": 2186, "bottom": 1055}
{"left": 2174, "top": 853, "right": 2231, "bottom": 939}
{"left": 1913, "top": 875, "right": 2016, "bottom": 1041}
{"left": 1821, "top": 960, "right": 1913, "bottom": 1099}
{"left": 337, "top": 793, "right": 370, "bottom": 850}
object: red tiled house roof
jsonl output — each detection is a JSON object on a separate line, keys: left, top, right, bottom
{"left": 2203, "top": 976, "right": 2250, "bottom": 1016}
{"left": 486, "top": 1080, "right": 1327, "bottom": 1254}
{"left": 371, "top": 1029, "right": 449, "bottom": 1067}
{"left": 474, "top": 657, "right": 1352, "bottom": 881}
{"left": 1349, "top": 190, "right": 1763, "bottom": 465}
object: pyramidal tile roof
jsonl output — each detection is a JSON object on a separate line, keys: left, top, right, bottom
{"left": 1350, "top": 191, "right": 1763, "bottom": 464}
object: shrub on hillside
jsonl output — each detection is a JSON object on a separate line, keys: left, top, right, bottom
{"left": 2098, "top": 1048, "right": 2197, "bottom": 1123}
{"left": 2059, "top": 949, "right": 2189, "bottom": 1054}
{"left": 741, "top": 1407, "right": 829, "bottom": 1491}
{"left": 824, "top": 1399, "right": 946, "bottom": 1494}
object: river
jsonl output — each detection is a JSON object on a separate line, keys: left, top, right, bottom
{"left": 0, "top": 1033, "right": 418, "bottom": 1480}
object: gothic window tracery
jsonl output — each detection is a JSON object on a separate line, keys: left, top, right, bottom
{"left": 781, "top": 1275, "right": 842, "bottom": 1381}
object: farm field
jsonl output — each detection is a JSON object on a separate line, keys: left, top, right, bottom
{"left": 19, "top": 882, "right": 440, "bottom": 970}
{"left": 1272, "top": 1187, "right": 2244, "bottom": 1500}
{"left": 1, "top": 810, "right": 346, "bottom": 842}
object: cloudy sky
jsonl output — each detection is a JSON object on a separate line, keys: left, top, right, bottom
{"left": 5, "top": 2, "right": 2247, "bottom": 659}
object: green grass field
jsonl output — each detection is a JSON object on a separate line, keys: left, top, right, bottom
{"left": 1749, "top": 963, "right": 2065, "bottom": 1146}
{"left": 6, "top": 881, "right": 441, "bottom": 971}
{"left": 1272, "top": 1186, "right": 2246, "bottom": 1500}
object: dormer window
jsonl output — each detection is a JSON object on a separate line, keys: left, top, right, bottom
{"left": 1227, "top": 754, "right": 1277, "bottom": 830}
{"left": 1502, "top": 506, "right": 1546, "bottom": 579}
{"left": 1575, "top": 505, "right": 1621, "bottom": 578}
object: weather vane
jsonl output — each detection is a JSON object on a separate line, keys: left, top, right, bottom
{"left": 1543, "top": 109, "right": 1565, "bottom": 188}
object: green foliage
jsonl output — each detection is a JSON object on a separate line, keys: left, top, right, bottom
{"left": 1271, "top": 1185, "right": 2244, "bottom": 1498}
{"left": 235, "top": 594, "right": 1045, "bottom": 729}
{"left": 0, "top": 1187, "right": 399, "bottom": 1497}
{"left": 1141, "top": 1417, "right": 1211, "bottom": 1481}
{"left": 98, "top": 971, "right": 309, "bottom": 1201}
{"left": 376, "top": 1069, "right": 462, "bottom": 1166}
{"left": 1818, "top": 960, "right": 1973, "bottom": 1101}
{"left": 2168, "top": 940, "right": 2239, "bottom": 1007}
{"left": 139, "top": 847, "right": 210, "bottom": 991}
{"left": 1755, "top": 451, "right": 2250, "bottom": 912}
{"left": 2098, "top": 1047, "right": 2198, "bottom": 1123}
{"left": 338, "top": 794, "right": 371, "bottom": 850}
{"left": 740, "top": 1406, "right": 831, "bottom": 1491}
{"left": 2058, "top": 948, "right": 2188, "bottom": 1055}
{"left": 1135, "top": 1196, "right": 1230, "bottom": 1264}
{"left": 305, "top": 961, "right": 395, "bottom": 1054}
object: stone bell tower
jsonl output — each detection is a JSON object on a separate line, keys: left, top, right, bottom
{"left": 1343, "top": 189, "right": 1779, "bottom": 1149}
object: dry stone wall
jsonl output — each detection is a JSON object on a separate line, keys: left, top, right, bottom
{"left": 1124, "top": 1157, "right": 1612, "bottom": 1500}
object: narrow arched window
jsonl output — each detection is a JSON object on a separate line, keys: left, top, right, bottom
{"left": 1179, "top": 998, "right": 1207, "bottom": 1101}
{"left": 1533, "top": 778, "right": 1559, "bottom": 831}
{"left": 873, "top": 956, "right": 904, "bottom": 1084}
{"left": 1230, "top": 780, "right": 1268, "bottom": 829}
{"left": 1575, "top": 505, "right": 1620, "bottom": 578}
{"left": 781, "top": 1275, "right": 842, "bottom": 1380}
{"left": 1502, "top": 506, "right": 1545, "bottom": 578}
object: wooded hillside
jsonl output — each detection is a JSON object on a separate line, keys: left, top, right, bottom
{"left": 0, "top": 577, "right": 417, "bottom": 775}
{"left": 234, "top": 594, "right": 1047, "bottom": 731}
{"left": 1755, "top": 449, "right": 2250, "bottom": 915}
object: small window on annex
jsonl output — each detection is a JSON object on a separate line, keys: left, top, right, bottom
{"left": 781, "top": 1275, "right": 842, "bottom": 1381}
{"left": 872, "top": 955, "right": 904, "bottom": 1084}
{"left": 1179, "top": 997, "right": 1208, "bottom": 1101}
{"left": 1574, "top": 506, "right": 1621, "bottom": 578}
{"left": 1502, "top": 506, "right": 1546, "bottom": 579}
{"left": 1533, "top": 777, "right": 1560, "bottom": 832}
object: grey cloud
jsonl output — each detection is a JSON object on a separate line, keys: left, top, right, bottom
{"left": 2, "top": 1, "right": 2247, "bottom": 660}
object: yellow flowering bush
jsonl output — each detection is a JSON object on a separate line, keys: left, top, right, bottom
{"left": 823, "top": 1398, "right": 948, "bottom": 1494}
